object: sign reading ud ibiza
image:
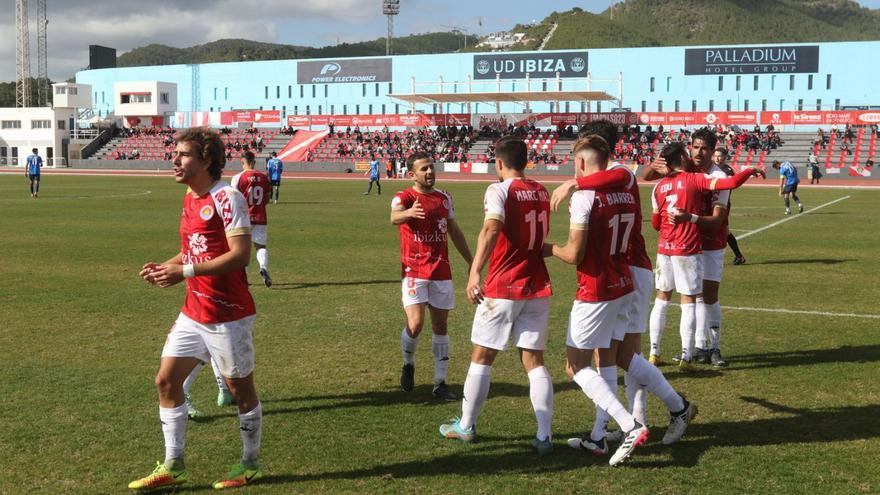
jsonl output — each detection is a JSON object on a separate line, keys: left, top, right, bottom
{"left": 473, "top": 51, "right": 588, "bottom": 80}
{"left": 685, "top": 45, "right": 819, "bottom": 74}
{"left": 297, "top": 58, "right": 392, "bottom": 84}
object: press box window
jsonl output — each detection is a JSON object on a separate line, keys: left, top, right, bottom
{"left": 1, "top": 120, "right": 22, "bottom": 129}
{"left": 31, "top": 120, "right": 51, "bottom": 129}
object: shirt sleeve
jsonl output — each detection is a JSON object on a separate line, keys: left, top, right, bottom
{"left": 650, "top": 183, "right": 660, "bottom": 211}
{"left": 443, "top": 191, "right": 456, "bottom": 220}
{"left": 575, "top": 167, "right": 632, "bottom": 190}
{"left": 216, "top": 187, "right": 252, "bottom": 237}
{"left": 390, "top": 192, "right": 407, "bottom": 210}
{"left": 569, "top": 190, "right": 594, "bottom": 230}
{"left": 230, "top": 173, "right": 240, "bottom": 189}
{"left": 483, "top": 183, "right": 506, "bottom": 223}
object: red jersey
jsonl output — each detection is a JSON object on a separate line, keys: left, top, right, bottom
{"left": 231, "top": 170, "right": 270, "bottom": 225}
{"left": 391, "top": 188, "right": 455, "bottom": 280}
{"left": 180, "top": 182, "right": 256, "bottom": 324}
{"left": 700, "top": 165, "right": 731, "bottom": 251}
{"left": 569, "top": 175, "right": 636, "bottom": 302}
{"left": 652, "top": 171, "right": 729, "bottom": 256}
{"left": 482, "top": 178, "right": 552, "bottom": 300}
{"left": 575, "top": 164, "right": 652, "bottom": 270}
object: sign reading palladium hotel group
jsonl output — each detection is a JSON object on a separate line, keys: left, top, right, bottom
{"left": 297, "top": 58, "right": 392, "bottom": 84}
{"left": 473, "top": 51, "right": 588, "bottom": 80}
{"left": 685, "top": 45, "right": 819, "bottom": 74}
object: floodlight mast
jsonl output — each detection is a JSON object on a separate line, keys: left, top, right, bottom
{"left": 36, "top": 0, "right": 49, "bottom": 107}
{"left": 382, "top": 0, "right": 400, "bottom": 56}
{"left": 15, "top": 0, "right": 32, "bottom": 108}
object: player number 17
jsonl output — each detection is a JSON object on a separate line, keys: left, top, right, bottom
{"left": 608, "top": 213, "right": 635, "bottom": 255}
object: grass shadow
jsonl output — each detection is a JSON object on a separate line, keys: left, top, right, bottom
{"left": 727, "top": 344, "right": 880, "bottom": 370}
{"left": 749, "top": 258, "right": 854, "bottom": 265}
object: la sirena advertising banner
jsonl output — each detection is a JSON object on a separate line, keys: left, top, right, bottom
{"left": 760, "top": 110, "right": 880, "bottom": 126}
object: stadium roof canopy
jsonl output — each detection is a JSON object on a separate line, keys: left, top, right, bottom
{"left": 387, "top": 90, "right": 616, "bottom": 105}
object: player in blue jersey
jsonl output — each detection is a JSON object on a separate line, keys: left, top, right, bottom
{"left": 772, "top": 160, "right": 803, "bottom": 215}
{"left": 363, "top": 154, "right": 382, "bottom": 196}
{"left": 25, "top": 148, "right": 43, "bottom": 198}
{"left": 266, "top": 152, "right": 283, "bottom": 204}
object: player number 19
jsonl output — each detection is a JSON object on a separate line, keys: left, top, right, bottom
{"left": 248, "top": 186, "right": 264, "bottom": 206}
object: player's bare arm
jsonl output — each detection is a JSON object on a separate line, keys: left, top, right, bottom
{"left": 550, "top": 180, "right": 578, "bottom": 212}
{"left": 447, "top": 217, "right": 473, "bottom": 267}
{"left": 644, "top": 156, "right": 669, "bottom": 181}
{"left": 140, "top": 254, "right": 182, "bottom": 285}
{"left": 390, "top": 199, "right": 424, "bottom": 225}
{"left": 152, "top": 234, "right": 252, "bottom": 288}
{"left": 671, "top": 204, "right": 725, "bottom": 232}
{"left": 466, "top": 218, "right": 502, "bottom": 305}
{"left": 549, "top": 227, "right": 587, "bottom": 265}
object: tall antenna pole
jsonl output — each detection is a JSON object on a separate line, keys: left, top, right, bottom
{"left": 16, "top": 0, "right": 32, "bottom": 108}
{"left": 382, "top": 0, "right": 400, "bottom": 56}
{"left": 37, "top": 0, "right": 48, "bottom": 106}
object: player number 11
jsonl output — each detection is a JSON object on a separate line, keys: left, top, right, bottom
{"left": 524, "top": 209, "right": 548, "bottom": 250}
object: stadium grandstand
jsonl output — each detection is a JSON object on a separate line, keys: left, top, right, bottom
{"left": 2, "top": 41, "right": 877, "bottom": 180}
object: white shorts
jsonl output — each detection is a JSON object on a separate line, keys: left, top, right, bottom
{"left": 566, "top": 295, "right": 631, "bottom": 350}
{"left": 655, "top": 254, "right": 703, "bottom": 296}
{"left": 251, "top": 225, "right": 267, "bottom": 246}
{"left": 401, "top": 278, "right": 454, "bottom": 310}
{"left": 161, "top": 313, "right": 256, "bottom": 379}
{"left": 701, "top": 249, "right": 725, "bottom": 282}
{"left": 626, "top": 266, "right": 654, "bottom": 334}
{"left": 471, "top": 297, "right": 550, "bottom": 351}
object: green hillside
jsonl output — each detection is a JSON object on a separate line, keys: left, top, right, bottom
{"left": 117, "top": 32, "right": 479, "bottom": 68}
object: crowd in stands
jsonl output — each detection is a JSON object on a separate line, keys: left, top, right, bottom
{"left": 332, "top": 125, "right": 476, "bottom": 163}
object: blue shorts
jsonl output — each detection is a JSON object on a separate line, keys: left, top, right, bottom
{"left": 783, "top": 183, "right": 798, "bottom": 194}
{"left": 28, "top": 174, "right": 40, "bottom": 180}
{"left": 270, "top": 180, "right": 281, "bottom": 186}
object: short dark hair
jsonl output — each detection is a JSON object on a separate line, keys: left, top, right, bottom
{"left": 494, "top": 136, "right": 528, "bottom": 171}
{"left": 175, "top": 127, "right": 226, "bottom": 180}
{"left": 713, "top": 148, "right": 728, "bottom": 158}
{"left": 660, "top": 142, "right": 688, "bottom": 170}
{"left": 771, "top": 160, "right": 781, "bottom": 169}
{"left": 271, "top": 151, "right": 277, "bottom": 157}
{"left": 32, "top": 147, "right": 38, "bottom": 153}
{"left": 406, "top": 151, "right": 432, "bottom": 171}
{"left": 242, "top": 150, "right": 255, "bottom": 165}
{"left": 691, "top": 128, "right": 717, "bottom": 149}
{"left": 578, "top": 120, "right": 618, "bottom": 148}
{"left": 572, "top": 135, "right": 610, "bottom": 165}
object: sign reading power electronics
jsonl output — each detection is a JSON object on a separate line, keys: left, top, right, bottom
{"left": 685, "top": 45, "right": 819, "bottom": 74}
{"left": 297, "top": 58, "right": 392, "bottom": 84}
{"left": 473, "top": 52, "right": 588, "bottom": 80}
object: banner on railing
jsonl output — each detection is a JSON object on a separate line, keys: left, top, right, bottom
{"left": 636, "top": 112, "right": 757, "bottom": 127}
{"left": 760, "top": 110, "right": 880, "bottom": 126}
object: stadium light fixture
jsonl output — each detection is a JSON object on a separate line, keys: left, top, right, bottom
{"left": 382, "top": 0, "right": 400, "bottom": 56}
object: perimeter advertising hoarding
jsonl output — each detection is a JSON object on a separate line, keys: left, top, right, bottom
{"left": 473, "top": 51, "right": 588, "bottom": 80}
{"left": 760, "top": 110, "right": 880, "bottom": 126}
{"left": 637, "top": 112, "right": 757, "bottom": 126}
{"left": 297, "top": 58, "right": 392, "bottom": 84}
{"left": 685, "top": 45, "right": 819, "bottom": 74}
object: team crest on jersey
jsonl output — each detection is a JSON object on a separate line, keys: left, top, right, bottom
{"left": 188, "top": 233, "right": 208, "bottom": 255}
{"left": 437, "top": 217, "right": 448, "bottom": 234}
{"left": 199, "top": 205, "right": 214, "bottom": 221}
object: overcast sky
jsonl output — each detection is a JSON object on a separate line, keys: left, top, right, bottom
{"left": 1, "top": 0, "right": 878, "bottom": 82}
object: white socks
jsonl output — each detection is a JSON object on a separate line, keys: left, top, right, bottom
{"left": 431, "top": 334, "right": 450, "bottom": 385}
{"left": 182, "top": 361, "right": 205, "bottom": 396}
{"left": 256, "top": 248, "right": 268, "bottom": 271}
{"left": 573, "top": 367, "right": 636, "bottom": 433}
{"left": 239, "top": 402, "right": 262, "bottom": 466}
{"left": 624, "top": 370, "right": 648, "bottom": 426}
{"left": 527, "top": 366, "right": 554, "bottom": 441}
{"left": 591, "top": 366, "right": 617, "bottom": 440}
{"left": 708, "top": 301, "right": 722, "bottom": 350}
{"left": 627, "top": 354, "right": 685, "bottom": 412}
{"left": 211, "top": 358, "right": 231, "bottom": 394}
{"left": 679, "top": 303, "right": 696, "bottom": 361}
{"left": 160, "top": 404, "right": 188, "bottom": 466}
{"left": 401, "top": 328, "right": 419, "bottom": 366}
{"left": 460, "top": 362, "right": 491, "bottom": 430}
{"left": 695, "top": 296, "right": 707, "bottom": 350}
{"left": 649, "top": 298, "right": 670, "bottom": 356}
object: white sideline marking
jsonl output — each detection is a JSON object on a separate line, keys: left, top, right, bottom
{"left": 669, "top": 303, "right": 880, "bottom": 320}
{"left": 737, "top": 196, "right": 850, "bottom": 240}
{"left": 46, "top": 190, "right": 153, "bottom": 200}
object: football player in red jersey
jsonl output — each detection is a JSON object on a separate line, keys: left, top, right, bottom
{"left": 439, "top": 137, "right": 556, "bottom": 456}
{"left": 648, "top": 141, "right": 764, "bottom": 371}
{"left": 232, "top": 151, "right": 273, "bottom": 288}
{"left": 390, "top": 151, "right": 472, "bottom": 400}
{"left": 130, "top": 128, "right": 264, "bottom": 491}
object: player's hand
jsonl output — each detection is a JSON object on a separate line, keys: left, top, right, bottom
{"left": 778, "top": 190, "right": 784, "bottom": 197}
{"left": 466, "top": 272, "right": 484, "bottom": 305}
{"left": 151, "top": 263, "right": 185, "bottom": 288}
{"left": 749, "top": 167, "right": 766, "bottom": 179}
{"left": 651, "top": 156, "right": 670, "bottom": 175}
{"left": 670, "top": 210, "right": 692, "bottom": 225}
{"left": 140, "top": 263, "right": 162, "bottom": 285}
{"left": 408, "top": 199, "right": 425, "bottom": 219}
{"left": 550, "top": 180, "right": 578, "bottom": 212}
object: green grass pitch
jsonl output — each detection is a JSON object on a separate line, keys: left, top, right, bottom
{"left": 1, "top": 174, "right": 878, "bottom": 494}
